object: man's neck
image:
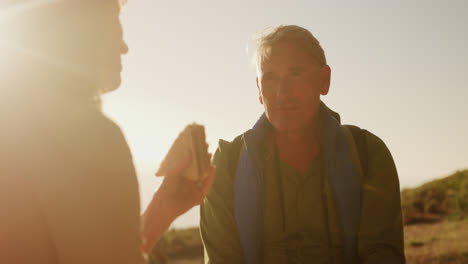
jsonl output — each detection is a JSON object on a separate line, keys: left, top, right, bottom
{"left": 274, "top": 119, "right": 320, "bottom": 174}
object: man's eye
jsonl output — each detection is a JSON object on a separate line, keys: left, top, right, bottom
{"left": 262, "top": 74, "right": 276, "bottom": 81}
{"left": 290, "top": 70, "right": 302, "bottom": 77}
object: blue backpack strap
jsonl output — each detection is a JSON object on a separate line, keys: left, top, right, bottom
{"left": 321, "top": 109, "right": 361, "bottom": 263}
{"left": 233, "top": 114, "right": 266, "bottom": 264}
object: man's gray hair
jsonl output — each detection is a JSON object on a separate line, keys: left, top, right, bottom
{"left": 255, "top": 25, "right": 327, "bottom": 71}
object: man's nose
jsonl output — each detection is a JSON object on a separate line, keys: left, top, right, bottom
{"left": 275, "top": 78, "right": 292, "bottom": 97}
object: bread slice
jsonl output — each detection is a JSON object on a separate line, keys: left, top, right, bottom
{"left": 157, "top": 123, "right": 210, "bottom": 181}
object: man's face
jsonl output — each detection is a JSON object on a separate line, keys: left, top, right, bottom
{"left": 60, "top": 1, "right": 128, "bottom": 93}
{"left": 256, "top": 41, "right": 331, "bottom": 133}
{"left": 5, "top": 1, "right": 128, "bottom": 93}
{"left": 86, "top": 1, "right": 128, "bottom": 93}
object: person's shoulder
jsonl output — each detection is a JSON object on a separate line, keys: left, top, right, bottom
{"left": 77, "top": 107, "right": 125, "bottom": 138}
{"left": 71, "top": 107, "right": 128, "bottom": 148}
{"left": 344, "top": 124, "right": 389, "bottom": 151}
{"left": 95, "top": 113, "right": 128, "bottom": 146}
{"left": 84, "top": 111, "right": 133, "bottom": 163}
{"left": 349, "top": 125, "right": 396, "bottom": 171}
{"left": 360, "top": 128, "right": 392, "bottom": 155}
{"left": 211, "top": 134, "right": 244, "bottom": 184}
{"left": 213, "top": 134, "right": 244, "bottom": 164}
{"left": 48, "top": 106, "right": 132, "bottom": 167}
{"left": 216, "top": 134, "right": 244, "bottom": 155}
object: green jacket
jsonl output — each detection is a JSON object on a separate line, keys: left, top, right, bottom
{"left": 200, "top": 109, "right": 405, "bottom": 264}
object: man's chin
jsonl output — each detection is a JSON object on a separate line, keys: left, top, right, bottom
{"left": 269, "top": 117, "right": 316, "bottom": 134}
{"left": 271, "top": 120, "right": 301, "bottom": 132}
{"left": 99, "top": 77, "right": 121, "bottom": 94}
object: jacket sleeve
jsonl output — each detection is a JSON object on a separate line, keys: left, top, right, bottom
{"left": 358, "top": 131, "right": 406, "bottom": 264}
{"left": 200, "top": 139, "right": 244, "bottom": 264}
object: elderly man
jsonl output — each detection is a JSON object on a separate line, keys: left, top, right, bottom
{"left": 200, "top": 25, "right": 405, "bottom": 263}
{"left": 0, "top": 1, "right": 214, "bottom": 263}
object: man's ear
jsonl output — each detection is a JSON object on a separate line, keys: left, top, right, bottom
{"left": 256, "top": 77, "right": 264, "bottom": 104}
{"left": 320, "top": 65, "right": 331, "bottom": 95}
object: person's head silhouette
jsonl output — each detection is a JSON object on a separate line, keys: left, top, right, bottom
{"left": 1, "top": 0, "right": 128, "bottom": 104}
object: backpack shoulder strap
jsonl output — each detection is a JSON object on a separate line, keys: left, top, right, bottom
{"left": 342, "top": 125, "right": 368, "bottom": 180}
{"left": 233, "top": 132, "right": 264, "bottom": 264}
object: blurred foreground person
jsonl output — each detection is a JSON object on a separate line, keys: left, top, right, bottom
{"left": 0, "top": 1, "right": 214, "bottom": 263}
{"left": 200, "top": 25, "right": 405, "bottom": 263}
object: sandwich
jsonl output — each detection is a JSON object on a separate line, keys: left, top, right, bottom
{"left": 157, "top": 123, "right": 210, "bottom": 181}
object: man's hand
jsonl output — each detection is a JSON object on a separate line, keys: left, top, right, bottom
{"left": 155, "top": 150, "right": 215, "bottom": 219}
{"left": 141, "top": 151, "right": 215, "bottom": 254}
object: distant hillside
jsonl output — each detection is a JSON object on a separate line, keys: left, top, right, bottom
{"left": 401, "top": 169, "right": 468, "bottom": 225}
{"left": 148, "top": 169, "right": 468, "bottom": 264}
{"left": 148, "top": 227, "right": 203, "bottom": 264}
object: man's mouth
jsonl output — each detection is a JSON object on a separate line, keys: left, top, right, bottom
{"left": 274, "top": 105, "right": 299, "bottom": 111}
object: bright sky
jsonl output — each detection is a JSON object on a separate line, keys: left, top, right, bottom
{"left": 103, "top": 0, "right": 468, "bottom": 228}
